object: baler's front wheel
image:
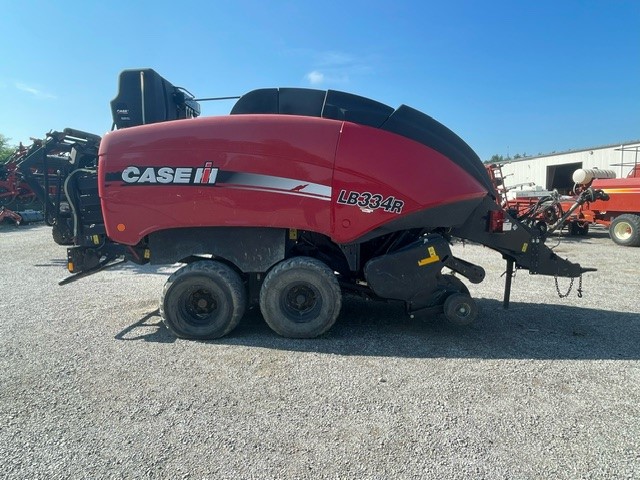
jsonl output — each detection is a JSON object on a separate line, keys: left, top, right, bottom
{"left": 160, "top": 260, "right": 246, "bottom": 340}
{"left": 443, "top": 293, "right": 478, "bottom": 326}
{"left": 260, "top": 256, "right": 342, "bottom": 338}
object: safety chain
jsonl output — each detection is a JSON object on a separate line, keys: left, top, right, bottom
{"left": 554, "top": 274, "right": 583, "bottom": 299}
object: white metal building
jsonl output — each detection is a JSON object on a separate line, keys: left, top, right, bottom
{"left": 497, "top": 140, "right": 640, "bottom": 196}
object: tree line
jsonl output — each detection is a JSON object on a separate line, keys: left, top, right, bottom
{"left": 484, "top": 153, "right": 530, "bottom": 164}
{"left": 0, "top": 134, "right": 14, "bottom": 163}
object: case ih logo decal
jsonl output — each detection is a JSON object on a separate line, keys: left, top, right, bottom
{"left": 337, "top": 190, "right": 404, "bottom": 214}
{"left": 116, "top": 164, "right": 332, "bottom": 201}
{"left": 122, "top": 162, "right": 218, "bottom": 185}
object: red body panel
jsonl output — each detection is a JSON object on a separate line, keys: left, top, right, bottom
{"left": 99, "top": 115, "right": 488, "bottom": 245}
{"left": 332, "top": 123, "right": 487, "bottom": 243}
{"left": 580, "top": 177, "right": 640, "bottom": 225}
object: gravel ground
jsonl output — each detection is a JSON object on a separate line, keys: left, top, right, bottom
{"left": 1, "top": 223, "right": 639, "bottom": 479}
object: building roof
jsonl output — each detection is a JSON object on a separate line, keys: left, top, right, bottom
{"left": 502, "top": 139, "right": 640, "bottom": 163}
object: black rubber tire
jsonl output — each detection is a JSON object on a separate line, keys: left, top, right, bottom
{"left": 160, "top": 260, "right": 246, "bottom": 340}
{"left": 443, "top": 293, "right": 478, "bottom": 327}
{"left": 609, "top": 214, "right": 640, "bottom": 247}
{"left": 441, "top": 274, "right": 470, "bottom": 296}
{"left": 52, "top": 222, "right": 74, "bottom": 246}
{"left": 259, "top": 256, "right": 342, "bottom": 338}
{"left": 568, "top": 222, "right": 589, "bottom": 236}
{"left": 568, "top": 222, "right": 579, "bottom": 236}
{"left": 577, "top": 223, "right": 589, "bottom": 236}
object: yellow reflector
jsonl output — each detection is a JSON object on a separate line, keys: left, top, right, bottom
{"left": 92, "top": 235, "right": 100, "bottom": 244}
{"left": 289, "top": 228, "right": 298, "bottom": 240}
{"left": 418, "top": 246, "right": 441, "bottom": 266}
{"left": 68, "top": 262, "right": 74, "bottom": 272}
{"left": 144, "top": 249, "right": 151, "bottom": 259}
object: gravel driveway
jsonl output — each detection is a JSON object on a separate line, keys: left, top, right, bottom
{"left": 1, "top": 223, "right": 639, "bottom": 479}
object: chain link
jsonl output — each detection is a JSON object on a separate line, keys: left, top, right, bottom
{"left": 554, "top": 274, "right": 583, "bottom": 299}
{"left": 577, "top": 275, "right": 583, "bottom": 298}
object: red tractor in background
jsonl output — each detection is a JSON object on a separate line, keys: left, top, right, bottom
{"left": 16, "top": 68, "right": 603, "bottom": 340}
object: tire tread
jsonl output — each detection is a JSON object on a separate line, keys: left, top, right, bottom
{"left": 160, "top": 260, "right": 246, "bottom": 339}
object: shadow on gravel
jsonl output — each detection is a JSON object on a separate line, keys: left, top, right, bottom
{"left": 122, "top": 298, "right": 640, "bottom": 360}
{"left": 545, "top": 230, "right": 611, "bottom": 246}
{"left": 114, "top": 309, "right": 177, "bottom": 343}
{"left": 34, "top": 259, "right": 68, "bottom": 267}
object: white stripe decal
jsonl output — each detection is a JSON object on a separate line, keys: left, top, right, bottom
{"left": 222, "top": 185, "right": 332, "bottom": 201}
{"left": 220, "top": 172, "right": 332, "bottom": 199}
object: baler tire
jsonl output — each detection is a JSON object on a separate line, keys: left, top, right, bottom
{"left": 443, "top": 293, "right": 478, "bottom": 327}
{"left": 609, "top": 214, "right": 640, "bottom": 247}
{"left": 259, "top": 256, "right": 342, "bottom": 338}
{"left": 160, "top": 260, "right": 246, "bottom": 340}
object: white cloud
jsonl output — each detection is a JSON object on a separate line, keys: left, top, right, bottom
{"left": 306, "top": 71, "right": 325, "bottom": 85}
{"left": 303, "top": 50, "right": 374, "bottom": 86}
{"left": 15, "top": 82, "right": 56, "bottom": 99}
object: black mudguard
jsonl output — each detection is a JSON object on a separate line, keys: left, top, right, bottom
{"left": 363, "top": 234, "right": 455, "bottom": 310}
{"left": 148, "top": 227, "right": 286, "bottom": 272}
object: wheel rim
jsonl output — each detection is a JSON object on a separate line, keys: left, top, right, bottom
{"left": 281, "top": 282, "right": 321, "bottom": 323}
{"left": 454, "top": 301, "right": 471, "bottom": 319}
{"left": 179, "top": 286, "right": 219, "bottom": 326}
{"left": 613, "top": 221, "right": 632, "bottom": 241}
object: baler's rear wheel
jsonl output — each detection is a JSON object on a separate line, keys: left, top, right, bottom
{"left": 443, "top": 293, "right": 478, "bottom": 327}
{"left": 160, "top": 260, "right": 246, "bottom": 339}
{"left": 259, "top": 256, "right": 342, "bottom": 338}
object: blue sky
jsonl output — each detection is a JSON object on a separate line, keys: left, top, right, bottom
{"left": 1, "top": 0, "right": 638, "bottom": 160}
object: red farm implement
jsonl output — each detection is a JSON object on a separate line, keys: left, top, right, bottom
{"left": 15, "top": 68, "right": 602, "bottom": 340}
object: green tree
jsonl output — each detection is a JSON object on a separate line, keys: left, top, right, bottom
{"left": 484, "top": 152, "right": 529, "bottom": 164}
{"left": 0, "top": 134, "right": 15, "bottom": 164}
{"left": 485, "top": 154, "right": 506, "bottom": 164}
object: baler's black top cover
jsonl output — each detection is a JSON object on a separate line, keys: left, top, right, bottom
{"left": 111, "top": 69, "right": 201, "bottom": 129}
{"left": 231, "top": 88, "right": 494, "bottom": 194}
